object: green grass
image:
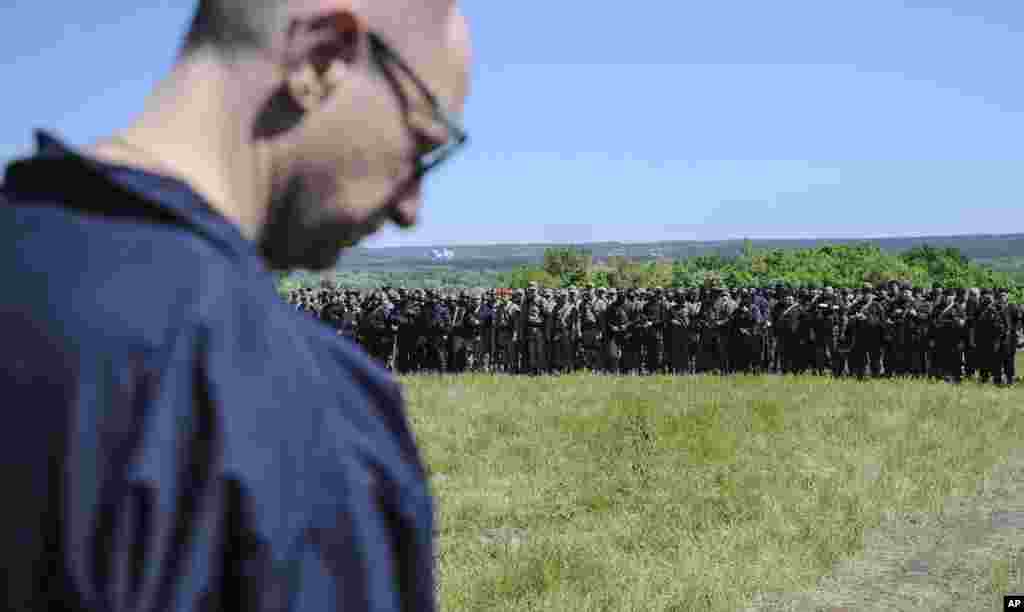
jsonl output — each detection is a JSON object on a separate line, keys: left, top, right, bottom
{"left": 402, "top": 365, "right": 1024, "bottom": 612}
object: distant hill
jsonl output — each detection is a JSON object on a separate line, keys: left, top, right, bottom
{"left": 334, "top": 233, "right": 1024, "bottom": 273}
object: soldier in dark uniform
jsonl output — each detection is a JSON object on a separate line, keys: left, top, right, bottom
{"left": 394, "top": 291, "right": 422, "bottom": 373}
{"left": 882, "top": 287, "right": 905, "bottom": 376}
{"left": 639, "top": 287, "right": 667, "bottom": 373}
{"left": 697, "top": 286, "right": 734, "bottom": 373}
{"left": 683, "top": 288, "right": 703, "bottom": 374}
{"left": 569, "top": 288, "right": 585, "bottom": 368}
{"left": 795, "top": 290, "right": 819, "bottom": 373}
{"left": 830, "top": 300, "right": 854, "bottom": 377}
{"left": 752, "top": 288, "right": 773, "bottom": 373}
{"left": 974, "top": 290, "right": 1004, "bottom": 384}
{"left": 494, "top": 291, "right": 520, "bottom": 373}
{"left": 420, "top": 290, "right": 450, "bottom": 373}
{"left": 729, "top": 292, "right": 763, "bottom": 373}
{"left": 578, "top": 292, "right": 605, "bottom": 372}
{"left": 774, "top": 292, "right": 802, "bottom": 374}
{"left": 370, "top": 293, "right": 399, "bottom": 369}
{"left": 769, "top": 286, "right": 789, "bottom": 372}
{"left": 544, "top": 289, "right": 559, "bottom": 373}
{"left": 336, "top": 293, "right": 358, "bottom": 345}
{"left": 693, "top": 288, "right": 712, "bottom": 373}
{"left": 440, "top": 293, "right": 457, "bottom": 370}
{"left": 930, "top": 289, "right": 966, "bottom": 382}
{"left": 848, "top": 290, "right": 886, "bottom": 379}
{"left": 806, "top": 298, "right": 834, "bottom": 375}
{"left": 517, "top": 283, "right": 548, "bottom": 375}
{"left": 996, "top": 288, "right": 1021, "bottom": 385}
{"left": 320, "top": 293, "right": 348, "bottom": 335}
{"left": 356, "top": 292, "right": 378, "bottom": 351}
{"left": 954, "top": 288, "right": 970, "bottom": 377}
{"left": 903, "top": 296, "right": 931, "bottom": 377}
{"left": 549, "top": 292, "right": 577, "bottom": 374}
{"left": 617, "top": 289, "right": 643, "bottom": 374}
{"left": 450, "top": 292, "right": 484, "bottom": 373}
{"left": 963, "top": 287, "right": 981, "bottom": 379}
{"left": 479, "top": 291, "right": 497, "bottom": 372}
{"left": 605, "top": 290, "right": 631, "bottom": 374}
{"left": 666, "top": 290, "right": 692, "bottom": 374}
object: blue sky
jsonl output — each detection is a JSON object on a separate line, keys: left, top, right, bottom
{"left": 1, "top": 1, "right": 1021, "bottom": 248}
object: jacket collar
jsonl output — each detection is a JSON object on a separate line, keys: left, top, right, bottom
{"left": 3, "top": 130, "right": 257, "bottom": 263}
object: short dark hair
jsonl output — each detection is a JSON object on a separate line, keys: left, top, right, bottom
{"left": 182, "top": 0, "right": 280, "bottom": 54}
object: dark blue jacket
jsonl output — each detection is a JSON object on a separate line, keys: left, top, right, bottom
{"left": 0, "top": 132, "right": 435, "bottom": 611}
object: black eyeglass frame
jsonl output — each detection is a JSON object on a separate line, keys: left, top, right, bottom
{"left": 367, "top": 31, "right": 468, "bottom": 181}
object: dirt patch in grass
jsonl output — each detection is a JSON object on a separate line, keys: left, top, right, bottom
{"left": 745, "top": 448, "right": 1024, "bottom": 611}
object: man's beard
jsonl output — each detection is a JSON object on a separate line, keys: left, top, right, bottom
{"left": 257, "top": 172, "right": 417, "bottom": 271}
{"left": 257, "top": 175, "right": 363, "bottom": 271}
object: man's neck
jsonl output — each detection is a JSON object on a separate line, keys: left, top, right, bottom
{"left": 86, "top": 50, "right": 278, "bottom": 241}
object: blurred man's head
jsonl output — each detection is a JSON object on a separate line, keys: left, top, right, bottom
{"left": 99, "top": 0, "right": 472, "bottom": 272}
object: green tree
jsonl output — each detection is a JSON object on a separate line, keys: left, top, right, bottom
{"left": 741, "top": 238, "right": 755, "bottom": 258}
{"left": 542, "top": 247, "right": 593, "bottom": 287}
{"left": 498, "top": 266, "right": 560, "bottom": 288}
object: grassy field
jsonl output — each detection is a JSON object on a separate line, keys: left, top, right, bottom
{"left": 402, "top": 363, "right": 1024, "bottom": 611}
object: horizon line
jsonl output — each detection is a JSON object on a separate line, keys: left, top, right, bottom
{"left": 359, "top": 230, "right": 1024, "bottom": 251}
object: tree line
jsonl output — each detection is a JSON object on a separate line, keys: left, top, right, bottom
{"left": 279, "top": 243, "right": 1023, "bottom": 302}
{"left": 499, "top": 244, "right": 1021, "bottom": 298}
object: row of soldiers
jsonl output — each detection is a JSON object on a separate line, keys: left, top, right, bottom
{"left": 285, "top": 281, "right": 1024, "bottom": 384}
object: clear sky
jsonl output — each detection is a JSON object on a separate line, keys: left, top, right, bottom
{"left": 1, "top": 1, "right": 1021, "bottom": 248}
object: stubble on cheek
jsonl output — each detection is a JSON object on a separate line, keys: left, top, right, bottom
{"left": 258, "top": 136, "right": 415, "bottom": 269}
{"left": 259, "top": 170, "right": 347, "bottom": 270}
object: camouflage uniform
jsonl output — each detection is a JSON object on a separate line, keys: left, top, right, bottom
{"left": 517, "top": 285, "right": 547, "bottom": 375}
{"left": 996, "top": 290, "right": 1022, "bottom": 385}
{"left": 547, "top": 296, "right": 575, "bottom": 373}
{"left": 494, "top": 295, "right": 520, "bottom": 373}
{"left": 729, "top": 294, "right": 763, "bottom": 373}
{"left": 667, "top": 291, "right": 699, "bottom": 374}
{"left": 478, "top": 294, "right": 497, "bottom": 372}
{"left": 848, "top": 294, "right": 885, "bottom": 379}
{"left": 774, "top": 295, "right": 803, "bottom": 374}
{"left": 806, "top": 300, "right": 833, "bottom": 375}
{"left": 640, "top": 288, "right": 667, "bottom": 373}
{"left": 420, "top": 293, "right": 450, "bottom": 372}
{"left": 930, "top": 292, "right": 966, "bottom": 381}
{"left": 367, "top": 297, "right": 398, "bottom": 369}
{"left": 450, "top": 294, "right": 484, "bottom": 373}
{"left": 395, "top": 294, "right": 423, "bottom": 373}
{"left": 578, "top": 296, "right": 605, "bottom": 372}
{"left": 605, "top": 293, "right": 631, "bottom": 374}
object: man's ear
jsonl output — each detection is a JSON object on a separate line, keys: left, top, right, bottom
{"left": 284, "top": 11, "right": 363, "bottom": 112}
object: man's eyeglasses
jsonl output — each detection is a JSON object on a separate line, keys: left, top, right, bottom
{"left": 368, "top": 31, "right": 468, "bottom": 181}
